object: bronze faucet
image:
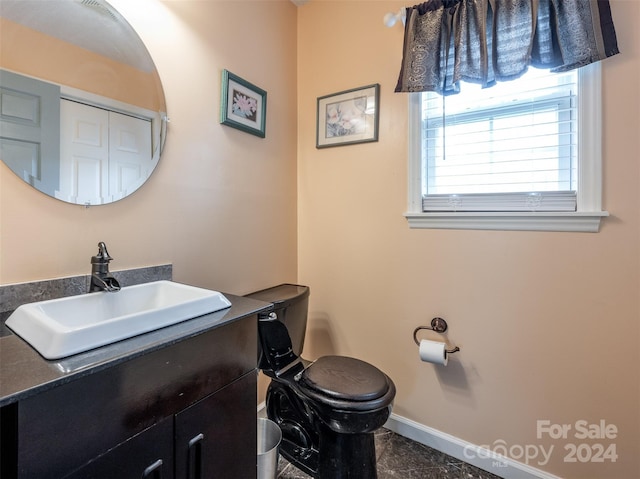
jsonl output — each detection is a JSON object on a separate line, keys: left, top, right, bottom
{"left": 89, "top": 242, "right": 121, "bottom": 293}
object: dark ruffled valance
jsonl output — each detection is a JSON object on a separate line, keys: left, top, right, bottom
{"left": 395, "top": 0, "right": 620, "bottom": 95}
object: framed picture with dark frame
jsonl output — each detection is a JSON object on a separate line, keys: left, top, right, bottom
{"left": 316, "top": 84, "right": 380, "bottom": 148}
{"left": 220, "top": 69, "right": 267, "bottom": 138}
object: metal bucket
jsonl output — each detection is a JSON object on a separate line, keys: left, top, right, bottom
{"left": 258, "top": 418, "right": 282, "bottom": 479}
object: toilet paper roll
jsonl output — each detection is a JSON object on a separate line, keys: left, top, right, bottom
{"left": 419, "top": 339, "right": 448, "bottom": 366}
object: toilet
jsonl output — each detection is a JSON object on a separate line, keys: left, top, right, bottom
{"left": 246, "top": 284, "right": 396, "bottom": 478}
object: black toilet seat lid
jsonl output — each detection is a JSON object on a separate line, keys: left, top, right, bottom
{"left": 299, "top": 356, "right": 389, "bottom": 401}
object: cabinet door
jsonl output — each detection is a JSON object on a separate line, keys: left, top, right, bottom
{"left": 175, "top": 372, "right": 257, "bottom": 479}
{"left": 62, "top": 416, "right": 174, "bottom": 479}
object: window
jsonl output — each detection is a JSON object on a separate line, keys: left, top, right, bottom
{"left": 405, "top": 63, "right": 607, "bottom": 232}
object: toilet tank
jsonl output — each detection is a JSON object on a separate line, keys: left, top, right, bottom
{"left": 246, "top": 284, "right": 310, "bottom": 356}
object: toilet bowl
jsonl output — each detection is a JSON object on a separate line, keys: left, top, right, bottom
{"left": 246, "top": 284, "right": 395, "bottom": 478}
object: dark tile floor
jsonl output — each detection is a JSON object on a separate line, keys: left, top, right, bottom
{"left": 276, "top": 428, "right": 503, "bottom": 479}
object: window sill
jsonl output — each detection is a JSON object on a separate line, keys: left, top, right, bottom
{"left": 404, "top": 211, "right": 609, "bottom": 232}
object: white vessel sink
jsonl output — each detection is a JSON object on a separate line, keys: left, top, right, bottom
{"left": 5, "top": 280, "right": 232, "bottom": 360}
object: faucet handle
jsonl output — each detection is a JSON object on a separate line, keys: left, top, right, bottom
{"left": 92, "top": 242, "right": 114, "bottom": 263}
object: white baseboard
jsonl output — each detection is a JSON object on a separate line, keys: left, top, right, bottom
{"left": 384, "top": 414, "right": 562, "bottom": 479}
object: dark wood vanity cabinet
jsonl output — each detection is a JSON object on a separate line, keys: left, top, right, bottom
{"left": 1, "top": 314, "right": 258, "bottom": 479}
{"left": 63, "top": 373, "right": 256, "bottom": 479}
{"left": 62, "top": 416, "right": 175, "bottom": 479}
{"left": 174, "top": 372, "right": 256, "bottom": 479}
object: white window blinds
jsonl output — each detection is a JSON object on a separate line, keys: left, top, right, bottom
{"left": 421, "top": 68, "right": 578, "bottom": 212}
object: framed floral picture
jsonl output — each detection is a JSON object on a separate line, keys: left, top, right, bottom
{"left": 220, "top": 70, "right": 267, "bottom": 138}
{"left": 316, "top": 84, "right": 379, "bottom": 148}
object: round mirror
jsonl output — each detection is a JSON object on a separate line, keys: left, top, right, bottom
{"left": 0, "top": 0, "right": 167, "bottom": 206}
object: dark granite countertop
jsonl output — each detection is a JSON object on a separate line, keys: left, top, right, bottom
{"left": 0, "top": 293, "right": 272, "bottom": 407}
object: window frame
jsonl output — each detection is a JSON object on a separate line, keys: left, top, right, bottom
{"left": 405, "top": 62, "right": 608, "bottom": 232}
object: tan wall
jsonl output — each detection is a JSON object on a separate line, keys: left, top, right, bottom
{"left": 297, "top": 1, "right": 639, "bottom": 478}
{"left": 0, "top": 0, "right": 298, "bottom": 295}
{"left": 0, "top": 18, "right": 162, "bottom": 111}
{"left": 2, "top": 1, "right": 638, "bottom": 477}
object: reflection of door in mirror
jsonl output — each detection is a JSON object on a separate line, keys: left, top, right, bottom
{"left": 59, "top": 100, "right": 108, "bottom": 204}
{"left": 59, "top": 100, "right": 152, "bottom": 205}
{"left": 0, "top": 69, "right": 60, "bottom": 196}
{"left": 109, "top": 111, "right": 153, "bottom": 202}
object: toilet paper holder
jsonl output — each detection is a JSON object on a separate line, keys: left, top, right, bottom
{"left": 413, "top": 318, "right": 460, "bottom": 354}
